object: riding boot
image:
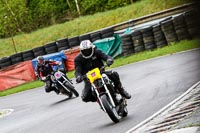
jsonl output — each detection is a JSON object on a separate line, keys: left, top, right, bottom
{"left": 53, "top": 88, "right": 60, "bottom": 94}
{"left": 117, "top": 84, "right": 131, "bottom": 99}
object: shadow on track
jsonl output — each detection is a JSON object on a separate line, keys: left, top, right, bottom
{"left": 49, "top": 97, "right": 76, "bottom": 106}
{"left": 96, "top": 114, "right": 133, "bottom": 128}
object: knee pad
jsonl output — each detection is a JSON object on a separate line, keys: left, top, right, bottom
{"left": 45, "top": 87, "right": 51, "bottom": 93}
{"left": 112, "top": 71, "right": 120, "bottom": 81}
{"left": 81, "top": 95, "right": 90, "bottom": 102}
{"left": 81, "top": 95, "right": 96, "bottom": 102}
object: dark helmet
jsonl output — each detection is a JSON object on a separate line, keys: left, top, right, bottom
{"left": 80, "top": 40, "right": 95, "bottom": 59}
{"left": 37, "top": 56, "right": 44, "bottom": 65}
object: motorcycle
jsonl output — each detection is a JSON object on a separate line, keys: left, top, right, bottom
{"left": 81, "top": 65, "right": 128, "bottom": 123}
{"left": 44, "top": 66, "right": 79, "bottom": 98}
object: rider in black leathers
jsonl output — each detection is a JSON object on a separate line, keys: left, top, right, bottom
{"left": 74, "top": 40, "right": 131, "bottom": 102}
{"left": 35, "top": 56, "right": 61, "bottom": 94}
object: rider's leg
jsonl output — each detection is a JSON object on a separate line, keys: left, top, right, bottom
{"left": 106, "top": 71, "right": 131, "bottom": 99}
{"left": 45, "top": 80, "right": 60, "bottom": 94}
{"left": 81, "top": 80, "right": 97, "bottom": 102}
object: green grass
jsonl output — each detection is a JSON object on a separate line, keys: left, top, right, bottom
{"left": 188, "top": 123, "right": 200, "bottom": 127}
{"left": 0, "top": 0, "right": 190, "bottom": 58}
{"left": 183, "top": 123, "right": 200, "bottom": 128}
{"left": 1, "top": 38, "right": 199, "bottom": 97}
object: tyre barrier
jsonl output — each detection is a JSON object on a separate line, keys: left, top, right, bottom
{"left": 56, "top": 38, "right": 70, "bottom": 52}
{"left": 79, "top": 33, "right": 91, "bottom": 42}
{"left": 44, "top": 41, "right": 58, "bottom": 54}
{"left": 68, "top": 36, "right": 80, "bottom": 47}
{"left": 10, "top": 52, "right": 23, "bottom": 65}
{"left": 90, "top": 31, "right": 102, "bottom": 42}
{"left": 184, "top": 10, "right": 200, "bottom": 38}
{"left": 131, "top": 30, "right": 145, "bottom": 53}
{"left": 119, "top": 9, "right": 199, "bottom": 56}
{"left": 32, "top": 46, "right": 46, "bottom": 57}
{"left": 153, "top": 24, "right": 168, "bottom": 48}
{"left": 120, "top": 34, "right": 134, "bottom": 56}
{"left": 161, "top": 19, "right": 178, "bottom": 44}
{"left": 141, "top": 26, "right": 156, "bottom": 50}
{"left": 101, "top": 27, "right": 114, "bottom": 39}
{"left": 0, "top": 56, "right": 12, "bottom": 69}
{"left": 172, "top": 14, "right": 191, "bottom": 41}
{"left": 22, "top": 49, "right": 35, "bottom": 61}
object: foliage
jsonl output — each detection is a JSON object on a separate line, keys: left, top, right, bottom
{"left": 0, "top": 0, "right": 134, "bottom": 38}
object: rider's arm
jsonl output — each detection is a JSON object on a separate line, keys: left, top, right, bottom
{"left": 48, "top": 60, "right": 61, "bottom": 66}
{"left": 96, "top": 49, "right": 113, "bottom": 61}
{"left": 39, "top": 71, "right": 44, "bottom": 78}
{"left": 96, "top": 49, "right": 114, "bottom": 65}
{"left": 74, "top": 56, "right": 82, "bottom": 78}
{"left": 35, "top": 65, "right": 41, "bottom": 79}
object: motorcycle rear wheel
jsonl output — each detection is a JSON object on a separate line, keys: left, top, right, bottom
{"left": 64, "top": 82, "right": 79, "bottom": 97}
{"left": 101, "top": 94, "right": 120, "bottom": 123}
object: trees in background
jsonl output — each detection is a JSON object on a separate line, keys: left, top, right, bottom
{"left": 0, "top": 0, "right": 132, "bottom": 38}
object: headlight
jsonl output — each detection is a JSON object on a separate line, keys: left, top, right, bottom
{"left": 54, "top": 72, "right": 62, "bottom": 79}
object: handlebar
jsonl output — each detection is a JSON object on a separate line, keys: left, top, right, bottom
{"left": 76, "top": 65, "right": 109, "bottom": 84}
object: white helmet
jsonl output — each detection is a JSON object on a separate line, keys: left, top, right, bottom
{"left": 37, "top": 56, "right": 45, "bottom": 65}
{"left": 80, "top": 40, "right": 95, "bottom": 59}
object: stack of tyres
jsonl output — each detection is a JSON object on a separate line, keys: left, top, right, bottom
{"left": 44, "top": 42, "right": 58, "bottom": 54}
{"left": 10, "top": 52, "right": 23, "bottom": 65}
{"left": 120, "top": 33, "right": 134, "bottom": 56}
{"left": 90, "top": 31, "right": 102, "bottom": 42}
{"left": 173, "top": 14, "right": 191, "bottom": 41}
{"left": 101, "top": 28, "right": 114, "bottom": 39}
{"left": 22, "top": 49, "right": 35, "bottom": 61}
{"left": 153, "top": 24, "right": 167, "bottom": 48}
{"left": 131, "top": 30, "right": 145, "bottom": 53}
{"left": 68, "top": 36, "right": 80, "bottom": 47}
{"left": 33, "top": 46, "right": 46, "bottom": 57}
{"left": 184, "top": 10, "right": 200, "bottom": 38}
{"left": 56, "top": 38, "right": 70, "bottom": 51}
{"left": 0, "top": 56, "right": 12, "bottom": 69}
{"left": 79, "top": 33, "right": 91, "bottom": 42}
{"left": 141, "top": 26, "right": 156, "bottom": 50}
{"left": 161, "top": 19, "right": 178, "bottom": 44}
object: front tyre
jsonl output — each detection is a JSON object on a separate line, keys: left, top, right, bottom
{"left": 60, "top": 88, "right": 72, "bottom": 98}
{"left": 101, "top": 94, "right": 120, "bottom": 123}
{"left": 64, "top": 82, "right": 79, "bottom": 97}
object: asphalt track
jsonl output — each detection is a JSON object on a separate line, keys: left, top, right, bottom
{"left": 0, "top": 49, "right": 199, "bottom": 133}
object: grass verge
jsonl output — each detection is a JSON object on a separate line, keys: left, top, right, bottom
{"left": 0, "top": 38, "right": 200, "bottom": 97}
{"left": 187, "top": 123, "right": 200, "bottom": 127}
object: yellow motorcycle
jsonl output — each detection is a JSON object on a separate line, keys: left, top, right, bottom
{"left": 83, "top": 65, "right": 128, "bottom": 123}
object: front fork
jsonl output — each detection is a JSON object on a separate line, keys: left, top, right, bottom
{"left": 92, "top": 78, "right": 116, "bottom": 112}
{"left": 57, "top": 76, "right": 72, "bottom": 91}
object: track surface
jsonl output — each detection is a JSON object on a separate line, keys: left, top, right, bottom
{"left": 0, "top": 49, "right": 199, "bottom": 133}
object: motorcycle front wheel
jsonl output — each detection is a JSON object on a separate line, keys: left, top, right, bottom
{"left": 64, "top": 82, "right": 79, "bottom": 97}
{"left": 60, "top": 88, "right": 72, "bottom": 98}
{"left": 100, "top": 94, "right": 120, "bottom": 123}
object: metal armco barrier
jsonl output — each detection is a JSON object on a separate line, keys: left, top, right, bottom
{"left": 111, "top": 2, "right": 197, "bottom": 31}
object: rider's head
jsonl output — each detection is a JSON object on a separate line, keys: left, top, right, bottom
{"left": 80, "top": 40, "right": 95, "bottom": 59}
{"left": 37, "top": 56, "right": 45, "bottom": 65}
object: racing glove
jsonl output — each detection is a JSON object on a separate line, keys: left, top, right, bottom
{"left": 57, "top": 62, "right": 62, "bottom": 65}
{"left": 76, "top": 76, "right": 82, "bottom": 83}
{"left": 41, "top": 77, "right": 46, "bottom": 81}
{"left": 106, "top": 58, "right": 114, "bottom": 66}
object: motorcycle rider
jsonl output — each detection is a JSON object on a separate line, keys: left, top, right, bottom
{"left": 35, "top": 56, "right": 62, "bottom": 94}
{"left": 74, "top": 40, "right": 131, "bottom": 102}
